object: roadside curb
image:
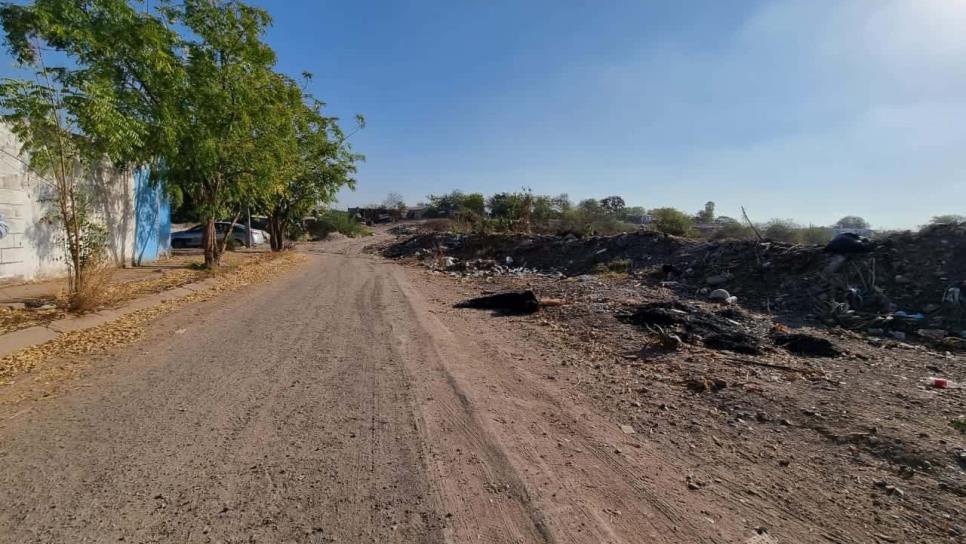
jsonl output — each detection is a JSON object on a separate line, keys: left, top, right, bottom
{"left": 0, "top": 277, "right": 222, "bottom": 359}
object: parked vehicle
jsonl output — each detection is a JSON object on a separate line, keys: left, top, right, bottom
{"left": 170, "top": 222, "right": 270, "bottom": 249}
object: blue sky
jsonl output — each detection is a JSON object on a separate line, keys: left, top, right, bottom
{"left": 3, "top": 1, "right": 963, "bottom": 228}
{"left": 251, "top": 0, "right": 965, "bottom": 229}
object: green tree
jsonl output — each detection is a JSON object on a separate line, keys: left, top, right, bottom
{"left": 649, "top": 207, "right": 694, "bottom": 236}
{"left": 426, "top": 191, "right": 485, "bottom": 219}
{"left": 834, "top": 215, "right": 870, "bottom": 230}
{"left": 0, "top": 0, "right": 182, "bottom": 299}
{"left": 261, "top": 87, "right": 362, "bottom": 250}
{"left": 487, "top": 192, "right": 527, "bottom": 220}
{"left": 1, "top": 0, "right": 362, "bottom": 268}
{"left": 929, "top": 214, "right": 965, "bottom": 225}
{"left": 600, "top": 195, "right": 626, "bottom": 215}
{"left": 531, "top": 194, "right": 564, "bottom": 225}
{"left": 154, "top": 0, "right": 294, "bottom": 267}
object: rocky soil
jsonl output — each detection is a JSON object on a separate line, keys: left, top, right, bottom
{"left": 383, "top": 226, "right": 966, "bottom": 542}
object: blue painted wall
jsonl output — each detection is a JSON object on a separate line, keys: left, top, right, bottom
{"left": 133, "top": 168, "right": 171, "bottom": 265}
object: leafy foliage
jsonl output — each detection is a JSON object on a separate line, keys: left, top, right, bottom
{"left": 307, "top": 209, "right": 370, "bottom": 239}
{"left": 1, "top": 0, "right": 362, "bottom": 268}
{"left": 600, "top": 195, "right": 626, "bottom": 215}
{"left": 834, "top": 215, "right": 870, "bottom": 230}
{"left": 649, "top": 207, "right": 694, "bottom": 236}
{"left": 425, "top": 191, "right": 485, "bottom": 220}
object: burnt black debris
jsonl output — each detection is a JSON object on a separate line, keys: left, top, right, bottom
{"left": 825, "top": 232, "right": 875, "bottom": 254}
{"left": 772, "top": 332, "right": 843, "bottom": 358}
{"left": 454, "top": 290, "right": 540, "bottom": 315}
{"left": 619, "top": 301, "right": 763, "bottom": 355}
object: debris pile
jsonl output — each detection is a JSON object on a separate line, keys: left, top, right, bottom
{"left": 618, "top": 301, "right": 765, "bottom": 355}
{"left": 386, "top": 223, "right": 966, "bottom": 345}
{"left": 433, "top": 257, "right": 559, "bottom": 278}
{"left": 384, "top": 231, "right": 683, "bottom": 274}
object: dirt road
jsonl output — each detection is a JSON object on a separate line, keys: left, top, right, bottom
{"left": 2, "top": 234, "right": 952, "bottom": 543}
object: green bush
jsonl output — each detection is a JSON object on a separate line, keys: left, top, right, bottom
{"left": 649, "top": 208, "right": 694, "bottom": 236}
{"left": 307, "top": 210, "right": 371, "bottom": 239}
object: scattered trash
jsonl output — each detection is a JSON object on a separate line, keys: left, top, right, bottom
{"left": 619, "top": 424, "right": 636, "bottom": 434}
{"left": 386, "top": 224, "right": 966, "bottom": 349}
{"left": 924, "top": 377, "right": 955, "bottom": 389}
{"left": 454, "top": 290, "right": 540, "bottom": 314}
{"left": 620, "top": 301, "right": 762, "bottom": 355}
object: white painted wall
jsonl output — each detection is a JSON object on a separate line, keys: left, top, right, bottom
{"left": 0, "top": 124, "right": 137, "bottom": 283}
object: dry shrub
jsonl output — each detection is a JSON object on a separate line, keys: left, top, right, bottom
{"left": 68, "top": 261, "right": 117, "bottom": 313}
{"left": 421, "top": 218, "right": 454, "bottom": 233}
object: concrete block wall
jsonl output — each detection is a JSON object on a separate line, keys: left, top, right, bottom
{"left": 0, "top": 124, "right": 139, "bottom": 283}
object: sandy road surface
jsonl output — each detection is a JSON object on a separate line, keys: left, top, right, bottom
{"left": 0, "top": 233, "right": 852, "bottom": 543}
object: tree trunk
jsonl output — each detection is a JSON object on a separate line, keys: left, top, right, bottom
{"left": 217, "top": 211, "right": 243, "bottom": 256}
{"left": 268, "top": 214, "right": 284, "bottom": 252}
{"left": 202, "top": 216, "right": 219, "bottom": 268}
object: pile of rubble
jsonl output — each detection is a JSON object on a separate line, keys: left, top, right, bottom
{"left": 616, "top": 299, "right": 843, "bottom": 358}
{"left": 430, "top": 257, "right": 563, "bottom": 278}
{"left": 385, "top": 224, "right": 966, "bottom": 345}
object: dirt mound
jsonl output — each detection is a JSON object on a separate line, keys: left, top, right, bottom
{"left": 385, "top": 225, "right": 966, "bottom": 337}
{"left": 383, "top": 231, "right": 688, "bottom": 273}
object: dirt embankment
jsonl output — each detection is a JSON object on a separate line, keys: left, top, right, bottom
{"left": 379, "top": 226, "right": 966, "bottom": 543}
{"left": 384, "top": 224, "right": 966, "bottom": 341}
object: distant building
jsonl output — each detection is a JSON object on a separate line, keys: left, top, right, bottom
{"left": 348, "top": 207, "right": 403, "bottom": 224}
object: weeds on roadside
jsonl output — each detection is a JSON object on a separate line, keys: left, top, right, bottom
{"left": 67, "top": 260, "right": 115, "bottom": 313}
